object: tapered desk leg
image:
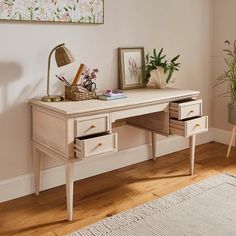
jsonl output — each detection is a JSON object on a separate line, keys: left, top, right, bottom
{"left": 151, "top": 132, "right": 157, "bottom": 160}
{"left": 227, "top": 126, "right": 236, "bottom": 158}
{"left": 189, "top": 135, "right": 196, "bottom": 176}
{"left": 65, "top": 162, "right": 74, "bottom": 221}
{"left": 33, "top": 146, "right": 40, "bottom": 196}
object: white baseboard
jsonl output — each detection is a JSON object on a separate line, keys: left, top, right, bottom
{"left": 156, "top": 129, "right": 213, "bottom": 157}
{"left": 0, "top": 145, "right": 151, "bottom": 203}
{"left": 211, "top": 128, "right": 235, "bottom": 146}
{"left": 0, "top": 128, "right": 223, "bottom": 203}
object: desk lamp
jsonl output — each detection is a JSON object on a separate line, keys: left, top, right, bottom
{"left": 42, "top": 43, "right": 74, "bottom": 102}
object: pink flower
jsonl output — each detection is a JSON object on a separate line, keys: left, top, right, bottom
{"left": 60, "top": 12, "right": 70, "bottom": 22}
{"left": 128, "top": 58, "right": 139, "bottom": 78}
{"left": 51, "top": 0, "right": 57, "bottom": 6}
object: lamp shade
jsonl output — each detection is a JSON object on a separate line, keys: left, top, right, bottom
{"left": 42, "top": 43, "right": 74, "bottom": 102}
{"left": 55, "top": 45, "right": 74, "bottom": 67}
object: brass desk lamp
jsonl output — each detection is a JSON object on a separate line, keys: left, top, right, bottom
{"left": 42, "top": 43, "right": 74, "bottom": 102}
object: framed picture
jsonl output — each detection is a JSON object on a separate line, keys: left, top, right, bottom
{"left": 118, "top": 47, "right": 145, "bottom": 90}
{"left": 0, "top": 0, "right": 104, "bottom": 24}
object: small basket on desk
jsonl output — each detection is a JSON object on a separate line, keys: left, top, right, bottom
{"left": 65, "top": 85, "right": 97, "bottom": 101}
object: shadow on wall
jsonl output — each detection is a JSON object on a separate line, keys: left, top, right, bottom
{"left": 0, "top": 61, "right": 22, "bottom": 110}
{"left": 0, "top": 61, "right": 43, "bottom": 108}
{"left": 0, "top": 61, "right": 22, "bottom": 84}
{"left": 0, "top": 61, "right": 44, "bottom": 179}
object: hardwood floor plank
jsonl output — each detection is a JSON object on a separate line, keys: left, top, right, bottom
{"left": 0, "top": 142, "right": 236, "bottom": 236}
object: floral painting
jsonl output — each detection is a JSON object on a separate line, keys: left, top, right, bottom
{"left": 0, "top": 0, "right": 104, "bottom": 23}
{"left": 124, "top": 52, "right": 142, "bottom": 85}
{"left": 118, "top": 48, "right": 145, "bottom": 90}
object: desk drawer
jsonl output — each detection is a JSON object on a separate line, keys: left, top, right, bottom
{"left": 74, "top": 133, "right": 117, "bottom": 159}
{"left": 170, "top": 116, "right": 208, "bottom": 137}
{"left": 170, "top": 99, "right": 202, "bottom": 120}
{"left": 75, "top": 114, "right": 110, "bottom": 137}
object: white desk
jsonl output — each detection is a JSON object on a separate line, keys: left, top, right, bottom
{"left": 30, "top": 88, "right": 208, "bottom": 221}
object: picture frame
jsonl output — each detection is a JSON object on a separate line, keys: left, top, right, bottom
{"left": 118, "top": 47, "right": 146, "bottom": 90}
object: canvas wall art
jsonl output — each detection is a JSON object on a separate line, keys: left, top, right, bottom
{"left": 0, "top": 0, "right": 104, "bottom": 24}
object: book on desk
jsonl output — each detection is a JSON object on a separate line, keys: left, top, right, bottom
{"left": 98, "top": 90, "right": 127, "bottom": 100}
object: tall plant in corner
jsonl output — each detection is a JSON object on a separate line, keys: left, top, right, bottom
{"left": 216, "top": 40, "right": 236, "bottom": 101}
{"left": 216, "top": 40, "right": 236, "bottom": 125}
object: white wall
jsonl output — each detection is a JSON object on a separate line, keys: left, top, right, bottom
{"left": 212, "top": 0, "right": 236, "bottom": 131}
{"left": 0, "top": 0, "right": 213, "bottom": 181}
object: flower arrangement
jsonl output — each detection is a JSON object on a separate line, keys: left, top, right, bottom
{"left": 145, "top": 48, "right": 181, "bottom": 88}
{"left": 82, "top": 67, "right": 99, "bottom": 80}
{"left": 80, "top": 67, "right": 99, "bottom": 92}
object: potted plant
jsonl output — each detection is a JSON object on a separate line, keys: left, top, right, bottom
{"left": 216, "top": 40, "right": 236, "bottom": 124}
{"left": 145, "top": 48, "right": 181, "bottom": 88}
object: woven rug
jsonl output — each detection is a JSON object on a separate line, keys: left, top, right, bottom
{"left": 69, "top": 173, "right": 236, "bottom": 236}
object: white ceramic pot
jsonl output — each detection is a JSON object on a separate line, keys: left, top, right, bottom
{"left": 146, "top": 67, "right": 168, "bottom": 89}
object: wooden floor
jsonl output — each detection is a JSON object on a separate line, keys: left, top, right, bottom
{"left": 1, "top": 142, "right": 236, "bottom": 236}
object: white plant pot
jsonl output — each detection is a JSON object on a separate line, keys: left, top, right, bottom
{"left": 146, "top": 67, "right": 168, "bottom": 89}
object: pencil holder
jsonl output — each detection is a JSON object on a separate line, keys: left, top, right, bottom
{"left": 65, "top": 85, "right": 97, "bottom": 101}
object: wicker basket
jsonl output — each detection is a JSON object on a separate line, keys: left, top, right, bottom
{"left": 65, "top": 85, "right": 97, "bottom": 101}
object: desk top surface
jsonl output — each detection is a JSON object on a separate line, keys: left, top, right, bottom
{"left": 30, "top": 88, "right": 200, "bottom": 116}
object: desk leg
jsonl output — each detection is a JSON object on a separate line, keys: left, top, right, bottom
{"left": 151, "top": 132, "right": 157, "bottom": 160}
{"left": 33, "top": 146, "right": 40, "bottom": 196}
{"left": 189, "top": 135, "right": 196, "bottom": 176}
{"left": 65, "top": 162, "right": 74, "bottom": 221}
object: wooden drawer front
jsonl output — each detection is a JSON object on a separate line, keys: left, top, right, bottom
{"left": 170, "top": 116, "right": 208, "bottom": 137}
{"left": 75, "top": 114, "right": 110, "bottom": 137}
{"left": 75, "top": 133, "right": 117, "bottom": 159}
{"left": 170, "top": 99, "right": 202, "bottom": 120}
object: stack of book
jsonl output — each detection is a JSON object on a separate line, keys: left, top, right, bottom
{"left": 98, "top": 90, "right": 127, "bottom": 100}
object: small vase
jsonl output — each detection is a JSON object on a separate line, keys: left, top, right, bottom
{"left": 146, "top": 67, "right": 168, "bottom": 89}
{"left": 228, "top": 103, "right": 236, "bottom": 124}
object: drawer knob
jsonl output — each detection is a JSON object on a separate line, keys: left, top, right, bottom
{"left": 91, "top": 125, "right": 96, "bottom": 128}
{"left": 98, "top": 143, "right": 102, "bottom": 146}
{"left": 195, "top": 123, "right": 200, "bottom": 128}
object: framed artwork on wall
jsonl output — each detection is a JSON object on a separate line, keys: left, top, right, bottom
{"left": 118, "top": 47, "right": 146, "bottom": 90}
{"left": 0, "top": 0, "right": 104, "bottom": 24}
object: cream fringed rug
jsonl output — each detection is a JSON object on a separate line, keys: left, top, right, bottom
{"left": 69, "top": 174, "right": 236, "bottom": 236}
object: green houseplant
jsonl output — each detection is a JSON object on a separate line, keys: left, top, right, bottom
{"left": 145, "top": 48, "right": 181, "bottom": 88}
{"left": 216, "top": 40, "right": 236, "bottom": 124}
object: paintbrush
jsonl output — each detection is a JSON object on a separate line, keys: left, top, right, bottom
{"left": 55, "top": 75, "right": 71, "bottom": 86}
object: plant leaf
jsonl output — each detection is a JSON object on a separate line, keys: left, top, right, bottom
{"left": 171, "top": 55, "right": 180, "bottom": 63}
{"left": 157, "top": 48, "right": 163, "bottom": 59}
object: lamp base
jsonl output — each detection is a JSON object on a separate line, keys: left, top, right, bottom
{"left": 42, "top": 95, "right": 64, "bottom": 102}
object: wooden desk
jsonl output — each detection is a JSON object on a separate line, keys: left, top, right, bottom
{"left": 30, "top": 88, "right": 208, "bottom": 221}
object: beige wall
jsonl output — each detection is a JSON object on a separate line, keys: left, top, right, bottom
{"left": 212, "top": 0, "right": 236, "bottom": 131}
{"left": 0, "top": 0, "right": 213, "bottom": 180}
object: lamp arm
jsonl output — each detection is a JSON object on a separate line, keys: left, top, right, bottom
{"left": 46, "top": 43, "right": 65, "bottom": 96}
